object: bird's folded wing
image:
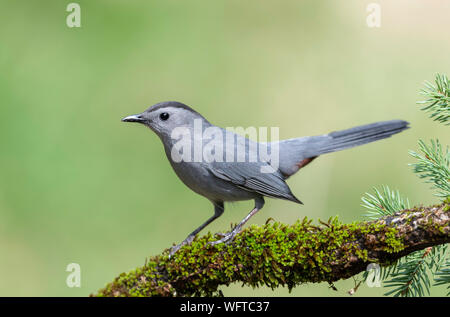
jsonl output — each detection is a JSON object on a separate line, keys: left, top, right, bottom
{"left": 207, "top": 162, "right": 302, "bottom": 204}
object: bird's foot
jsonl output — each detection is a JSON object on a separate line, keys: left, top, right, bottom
{"left": 213, "top": 232, "right": 226, "bottom": 238}
{"left": 208, "top": 225, "right": 242, "bottom": 246}
{"left": 169, "top": 234, "right": 195, "bottom": 258}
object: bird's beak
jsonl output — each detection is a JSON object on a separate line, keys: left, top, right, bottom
{"left": 121, "top": 114, "right": 145, "bottom": 123}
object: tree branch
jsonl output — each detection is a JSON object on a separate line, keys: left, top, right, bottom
{"left": 95, "top": 202, "right": 449, "bottom": 297}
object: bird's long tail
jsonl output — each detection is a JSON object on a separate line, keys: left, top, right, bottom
{"left": 276, "top": 120, "right": 409, "bottom": 177}
{"left": 314, "top": 119, "right": 409, "bottom": 154}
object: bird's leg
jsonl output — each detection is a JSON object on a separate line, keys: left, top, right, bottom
{"left": 209, "top": 208, "right": 259, "bottom": 245}
{"left": 169, "top": 201, "right": 224, "bottom": 258}
{"left": 209, "top": 197, "right": 265, "bottom": 246}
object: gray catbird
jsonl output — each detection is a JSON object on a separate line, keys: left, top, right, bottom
{"left": 122, "top": 101, "right": 409, "bottom": 256}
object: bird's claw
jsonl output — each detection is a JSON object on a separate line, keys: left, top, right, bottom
{"left": 214, "top": 232, "right": 226, "bottom": 238}
{"left": 207, "top": 226, "right": 242, "bottom": 247}
{"left": 170, "top": 226, "right": 242, "bottom": 258}
{"left": 169, "top": 235, "right": 195, "bottom": 258}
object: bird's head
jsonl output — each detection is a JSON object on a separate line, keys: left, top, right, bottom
{"left": 122, "top": 101, "right": 208, "bottom": 139}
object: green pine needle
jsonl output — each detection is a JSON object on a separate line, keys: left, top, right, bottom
{"left": 383, "top": 250, "right": 430, "bottom": 297}
{"left": 409, "top": 139, "right": 450, "bottom": 198}
{"left": 418, "top": 74, "right": 450, "bottom": 125}
{"left": 384, "top": 245, "right": 448, "bottom": 297}
{"left": 361, "top": 185, "right": 410, "bottom": 220}
{"left": 433, "top": 251, "right": 450, "bottom": 296}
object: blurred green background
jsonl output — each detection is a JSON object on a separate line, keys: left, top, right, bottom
{"left": 0, "top": 0, "right": 449, "bottom": 296}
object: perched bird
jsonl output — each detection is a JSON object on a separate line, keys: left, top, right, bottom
{"left": 122, "top": 101, "right": 409, "bottom": 256}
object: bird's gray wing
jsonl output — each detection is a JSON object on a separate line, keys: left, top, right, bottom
{"left": 207, "top": 161, "right": 302, "bottom": 204}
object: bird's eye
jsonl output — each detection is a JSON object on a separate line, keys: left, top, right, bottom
{"left": 159, "top": 112, "right": 169, "bottom": 121}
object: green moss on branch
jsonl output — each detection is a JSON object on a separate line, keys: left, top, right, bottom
{"left": 95, "top": 202, "right": 449, "bottom": 297}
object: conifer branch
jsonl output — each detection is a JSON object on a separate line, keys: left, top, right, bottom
{"left": 409, "top": 140, "right": 450, "bottom": 198}
{"left": 418, "top": 74, "right": 450, "bottom": 125}
{"left": 357, "top": 73, "right": 450, "bottom": 296}
{"left": 433, "top": 253, "right": 450, "bottom": 296}
{"left": 361, "top": 188, "right": 449, "bottom": 296}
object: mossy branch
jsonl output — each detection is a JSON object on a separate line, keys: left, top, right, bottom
{"left": 95, "top": 202, "right": 449, "bottom": 297}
